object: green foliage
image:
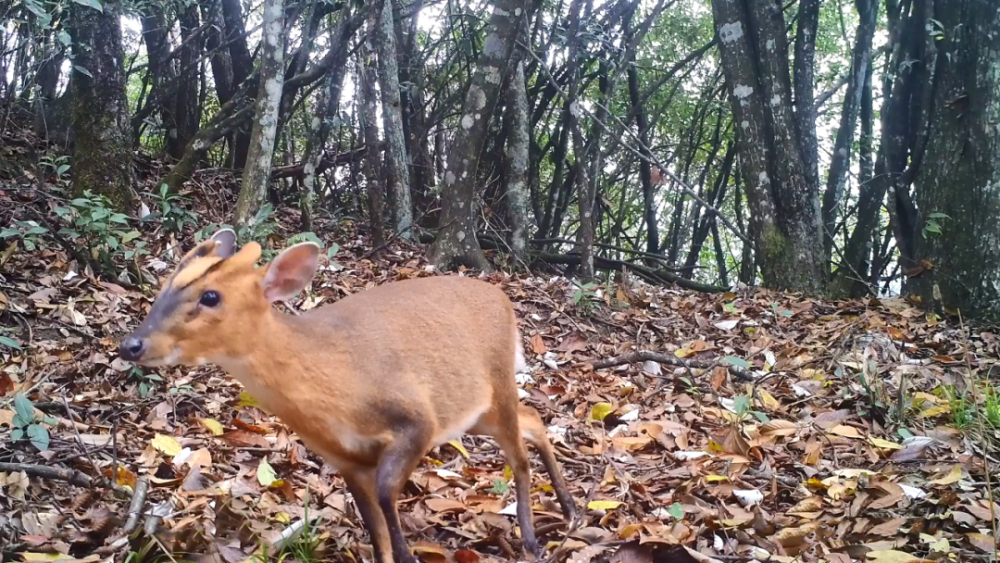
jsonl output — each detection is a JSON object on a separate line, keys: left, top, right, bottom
{"left": 922, "top": 212, "right": 951, "bottom": 239}
{"left": 54, "top": 190, "right": 147, "bottom": 268}
{"left": 0, "top": 328, "right": 23, "bottom": 350}
{"left": 487, "top": 478, "right": 510, "bottom": 495}
{"left": 198, "top": 204, "right": 280, "bottom": 259}
{"left": 142, "top": 184, "right": 199, "bottom": 234}
{"left": 11, "top": 394, "right": 53, "bottom": 451}
{"left": 0, "top": 220, "right": 50, "bottom": 251}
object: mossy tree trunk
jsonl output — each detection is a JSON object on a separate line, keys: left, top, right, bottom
{"left": 66, "top": 0, "right": 135, "bottom": 210}
{"left": 711, "top": 0, "right": 826, "bottom": 293}
{"left": 905, "top": 0, "right": 1000, "bottom": 322}
{"left": 233, "top": 0, "right": 285, "bottom": 228}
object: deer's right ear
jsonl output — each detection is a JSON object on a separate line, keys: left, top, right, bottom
{"left": 261, "top": 242, "right": 321, "bottom": 303}
{"left": 210, "top": 228, "right": 237, "bottom": 258}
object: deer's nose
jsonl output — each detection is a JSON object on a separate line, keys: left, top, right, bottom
{"left": 120, "top": 336, "right": 146, "bottom": 362}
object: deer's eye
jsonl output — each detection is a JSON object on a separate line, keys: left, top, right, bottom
{"left": 199, "top": 290, "right": 221, "bottom": 307}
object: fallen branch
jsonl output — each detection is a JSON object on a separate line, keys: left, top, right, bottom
{"left": 109, "top": 476, "right": 149, "bottom": 548}
{"left": 270, "top": 143, "right": 380, "bottom": 179}
{"left": 0, "top": 462, "right": 132, "bottom": 496}
{"left": 591, "top": 350, "right": 753, "bottom": 381}
{"left": 534, "top": 253, "right": 727, "bottom": 294}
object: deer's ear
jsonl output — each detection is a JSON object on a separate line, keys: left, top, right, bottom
{"left": 210, "top": 228, "right": 237, "bottom": 258}
{"left": 261, "top": 242, "right": 320, "bottom": 303}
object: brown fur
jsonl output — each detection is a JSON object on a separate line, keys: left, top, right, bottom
{"left": 123, "top": 232, "right": 577, "bottom": 563}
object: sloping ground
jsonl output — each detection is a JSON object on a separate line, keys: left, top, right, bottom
{"left": 2, "top": 191, "right": 1000, "bottom": 562}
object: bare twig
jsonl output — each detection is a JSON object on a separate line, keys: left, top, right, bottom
{"left": 591, "top": 350, "right": 754, "bottom": 381}
{"left": 0, "top": 462, "right": 131, "bottom": 496}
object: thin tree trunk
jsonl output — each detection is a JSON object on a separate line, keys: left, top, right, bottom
{"left": 373, "top": 0, "right": 413, "bottom": 238}
{"left": 234, "top": 0, "right": 285, "bottom": 227}
{"left": 821, "top": 0, "right": 877, "bottom": 262}
{"left": 359, "top": 49, "right": 387, "bottom": 251}
{"left": 503, "top": 61, "right": 531, "bottom": 259}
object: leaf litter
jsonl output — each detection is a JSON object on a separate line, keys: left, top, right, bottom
{"left": 1, "top": 189, "right": 999, "bottom": 563}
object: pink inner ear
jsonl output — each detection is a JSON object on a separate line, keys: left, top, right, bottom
{"left": 262, "top": 245, "right": 318, "bottom": 302}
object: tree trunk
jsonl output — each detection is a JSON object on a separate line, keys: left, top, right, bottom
{"left": 221, "top": 0, "right": 253, "bottom": 168}
{"left": 359, "top": 49, "right": 387, "bottom": 251}
{"left": 233, "top": 0, "right": 285, "bottom": 228}
{"left": 171, "top": 3, "right": 202, "bottom": 159}
{"left": 373, "top": 0, "right": 414, "bottom": 239}
{"left": 906, "top": 0, "right": 1000, "bottom": 322}
{"left": 428, "top": 0, "right": 527, "bottom": 270}
{"left": 201, "top": 0, "right": 235, "bottom": 105}
{"left": 66, "top": 0, "right": 135, "bottom": 209}
{"left": 503, "top": 61, "right": 531, "bottom": 259}
{"left": 711, "top": 0, "right": 825, "bottom": 292}
{"left": 821, "top": 0, "right": 877, "bottom": 262}
{"left": 299, "top": 8, "right": 352, "bottom": 231}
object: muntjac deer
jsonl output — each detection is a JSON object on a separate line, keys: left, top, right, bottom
{"left": 119, "top": 229, "right": 577, "bottom": 563}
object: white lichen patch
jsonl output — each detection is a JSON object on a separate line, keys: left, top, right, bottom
{"left": 483, "top": 34, "right": 505, "bottom": 57}
{"left": 733, "top": 84, "right": 753, "bottom": 98}
{"left": 719, "top": 22, "right": 743, "bottom": 43}
{"left": 461, "top": 114, "right": 475, "bottom": 129}
{"left": 469, "top": 85, "right": 487, "bottom": 111}
{"left": 445, "top": 171, "right": 456, "bottom": 185}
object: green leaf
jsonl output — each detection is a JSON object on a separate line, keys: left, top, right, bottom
{"left": 0, "top": 335, "right": 22, "bottom": 350}
{"left": 14, "top": 394, "right": 34, "bottom": 423}
{"left": 753, "top": 411, "right": 771, "bottom": 423}
{"left": 57, "top": 164, "right": 71, "bottom": 175}
{"left": 0, "top": 228, "right": 19, "bottom": 238}
{"left": 666, "top": 502, "right": 684, "bottom": 519}
{"left": 723, "top": 356, "right": 750, "bottom": 369}
{"left": 733, "top": 395, "right": 751, "bottom": 415}
{"left": 27, "top": 424, "right": 50, "bottom": 451}
{"left": 57, "top": 30, "right": 72, "bottom": 47}
{"left": 327, "top": 243, "right": 340, "bottom": 258}
{"left": 928, "top": 212, "right": 951, "bottom": 220}
{"left": 70, "top": 0, "right": 103, "bottom": 12}
{"left": 12, "top": 414, "right": 30, "bottom": 428}
{"left": 11, "top": 428, "right": 24, "bottom": 441}
{"left": 122, "top": 230, "right": 141, "bottom": 243}
{"left": 73, "top": 65, "right": 94, "bottom": 78}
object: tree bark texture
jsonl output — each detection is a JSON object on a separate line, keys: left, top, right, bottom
{"left": 66, "top": 0, "right": 135, "bottom": 209}
{"left": 359, "top": 49, "right": 387, "bottom": 250}
{"left": 428, "top": 0, "right": 528, "bottom": 270}
{"left": 906, "top": 0, "right": 1000, "bottom": 322}
{"left": 373, "top": 0, "right": 414, "bottom": 239}
{"left": 711, "top": 0, "right": 825, "bottom": 292}
{"left": 234, "top": 0, "right": 285, "bottom": 228}
{"left": 503, "top": 61, "right": 531, "bottom": 259}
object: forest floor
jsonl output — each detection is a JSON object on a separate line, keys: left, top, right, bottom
{"left": 2, "top": 136, "right": 1000, "bottom": 563}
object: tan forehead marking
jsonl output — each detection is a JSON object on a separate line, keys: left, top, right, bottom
{"left": 169, "top": 256, "right": 223, "bottom": 289}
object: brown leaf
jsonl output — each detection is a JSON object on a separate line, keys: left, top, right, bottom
{"left": 221, "top": 429, "right": 270, "bottom": 448}
{"left": 425, "top": 497, "right": 467, "bottom": 514}
{"left": 531, "top": 333, "right": 548, "bottom": 354}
